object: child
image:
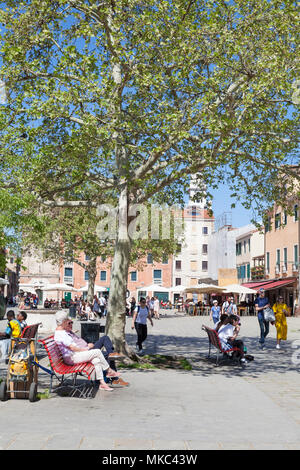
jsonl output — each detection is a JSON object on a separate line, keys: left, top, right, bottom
{"left": 0, "top": 310, "right": 22, "bottom": 362}
{"left": 17, "top": 311, "right": 28, "bottom": 332}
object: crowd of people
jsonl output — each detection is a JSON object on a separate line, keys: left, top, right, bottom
{"left": 209, "top": 288, "right": 289, "bottom": 362}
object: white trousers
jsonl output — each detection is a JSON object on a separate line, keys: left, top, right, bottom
{"left": 0, "top": 339, "right": 10, "bottom": 361}
{"left": 72, "top": 349, "right": 109, "bottom": 381}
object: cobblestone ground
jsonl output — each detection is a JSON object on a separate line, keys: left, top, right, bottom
{"left": 1, "top": 311, "right": 300, "bottom": 450}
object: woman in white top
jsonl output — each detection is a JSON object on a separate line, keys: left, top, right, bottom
{"left": 131, "top": 297, "right": 153, "bottom": 352}
{"left": 54, "top": 310, "right": 120, "bottom": 391}
{"left": 217, "top": 314, "right": 246, "bottom": 362}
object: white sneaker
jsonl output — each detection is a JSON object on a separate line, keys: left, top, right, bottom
{"left": 276, "top": 344, "right": 281, "bottom": 349}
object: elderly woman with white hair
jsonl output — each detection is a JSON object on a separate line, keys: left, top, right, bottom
{"left": 54, "top": 310, "right": 119, "bottom": 392}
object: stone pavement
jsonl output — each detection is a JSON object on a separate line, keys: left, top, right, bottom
{"left": 1, "top": 311, "right": 300, "bottom": 450}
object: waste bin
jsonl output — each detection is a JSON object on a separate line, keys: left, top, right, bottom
{"left": 81, "top": 323, "right": 101, "bottom": 343}
{"left": 69, "top": 304, "right": 76, "bottom": 318}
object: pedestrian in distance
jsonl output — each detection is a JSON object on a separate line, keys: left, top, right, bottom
{"left": 272, "top": 296, "right": 288, "bottom": 349}
{"left": 153, "top": 296, "right": 160, "bottom": 319}
{"left": 254, "top": 288, "right": 270, "bottom": 349}
{"left": 131, "top": 297, "right": 153, "bottom": 353}
{"left": 210, "top": 299, "right": 221, "bottom": 324}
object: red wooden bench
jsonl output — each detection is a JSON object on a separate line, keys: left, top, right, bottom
{"left": 38, "top": 335, "right": 96, "bottom": 398}
{"left": 202, "top": 325, "right": 242, "bottom": 366}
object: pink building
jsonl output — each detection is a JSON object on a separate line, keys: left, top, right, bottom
{"left": 61, "top": 253, "right": 173, "bottom": 302}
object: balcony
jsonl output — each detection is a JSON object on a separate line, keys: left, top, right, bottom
{"left": 64, "top": 276, "right": 73, "bottom": 284}
{"left": 251, "top": 266, "right": 265, "bottom": 280}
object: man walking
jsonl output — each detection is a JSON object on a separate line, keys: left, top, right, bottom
{"left": 255, "top": 288, "right": 270, "bottom": 349}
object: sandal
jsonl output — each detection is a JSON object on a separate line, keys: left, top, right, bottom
{"left": 99, "top": 384, "right": 114, "bottom": 391}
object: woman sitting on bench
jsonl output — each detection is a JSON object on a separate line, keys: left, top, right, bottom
{"left": 217, "top": 314, "right": 247, "bottom": 364}
{"left": 54, "top": 311, "right": 123, "bottom": 391}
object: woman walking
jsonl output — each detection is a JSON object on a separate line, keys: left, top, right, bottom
{"left": 272, "top": 296, "right": 288, "bottom": 349}
{"left": 131, "top": 297, "right": 153, "bottom": 353}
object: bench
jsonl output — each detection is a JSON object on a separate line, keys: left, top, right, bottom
{"left": 38, "top": 335, "right": 96, "bottom": 398}
{"left": 202, "top": 325, "right": 242, "bottom": 366}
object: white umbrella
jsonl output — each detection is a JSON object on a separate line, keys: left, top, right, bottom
{"left": 41, "top": 283, "right": 80, "bottom": 292}
{"left": 0, "top": 277, "right": 9, "bottom": 286}
{"left": 18, "top": 286, "right": 36, "bottom": 294}
{"left": 170, "top": 285, "right": 187, "bottom": 292}
{"left": 222, "top": 283, "right": 257, "bottom": 295}
{"left": 78, "top": 284, "right": 108, "bottom": 293}
{"left": 184, "top": 283, "right": 225, "bottom": 294}
{"left": 137, "top": 284, "right": 171, "bottom": 292}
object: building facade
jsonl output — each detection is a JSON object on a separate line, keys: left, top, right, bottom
{"left": 172, "top": 177, "right": 215, "bottom": 296}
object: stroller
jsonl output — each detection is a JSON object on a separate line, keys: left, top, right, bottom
{"left": 0, "top": 332, "right": 39, "bottom": 402}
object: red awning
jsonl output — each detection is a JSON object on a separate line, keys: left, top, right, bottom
{"left": 242, "top": 278, "right": 297, "bottom": 291}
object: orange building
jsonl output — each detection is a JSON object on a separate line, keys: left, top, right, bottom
{"left": 61, "top": 253, "right": 173, "bottom": 302}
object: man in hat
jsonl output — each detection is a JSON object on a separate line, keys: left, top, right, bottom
{"left": 254, "top": 288, "right": 270, "bottom": 349}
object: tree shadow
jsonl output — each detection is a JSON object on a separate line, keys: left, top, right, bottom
{"left": 125, "top": 330, "right": 300, "bottom": 379}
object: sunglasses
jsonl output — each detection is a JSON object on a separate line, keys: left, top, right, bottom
{"left": 66, "top": 321, "right": 73, "bottom": 325}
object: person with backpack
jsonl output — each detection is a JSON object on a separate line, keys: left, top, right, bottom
{"left": 131, "top": 297, "right": 153, "bottom": 353}
{"left": 0, "top": 310, "right": 22, "bottom": 362}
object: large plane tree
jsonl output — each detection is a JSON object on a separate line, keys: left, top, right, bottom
{"left": 0, "top": 0, "right": 299, "bottom": 354}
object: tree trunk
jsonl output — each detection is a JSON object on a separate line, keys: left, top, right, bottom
{"left": 87, "top": 258, "right": 97, "bottom": 304}
{"left": 106, "top": 186, "right": 133, "bottom": 356}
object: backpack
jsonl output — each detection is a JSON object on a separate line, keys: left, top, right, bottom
{"left": 137, "top": 305, "right": 149, "bottom": 313}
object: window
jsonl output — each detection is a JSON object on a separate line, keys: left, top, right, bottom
{"left": 294, "top": 245, "right": 298, "bottom": 268}
{"left": 276, "top": 249, "right": 280, "bottom": 270}
{"left": 275, "top": 213, "right": 281, "bottom": 229}
{"left": 202, "top": 261, "right": 208, "bottom": 271}
{"left": 265, "top": 216, "right": 271, "bottom": 232}
{"left": 85, "top": 254, "right": 91, "bottom": 261}
{"left": 236, "top": 242, "right": 242, "bottom": 256}
{"left": 192, "top": 205, "right": 197, "bottom": 216}
{"left": 190, "top": 260, "right": 197, "bottom": 271}
{"left": 244, "top": 240, "right": 247, "bottom": 253}
{"left": 202, "top": 244, "right": 208, "bottom": 254}
{"left": 10, "top": 257, "right": 14, "bottom": 264}
{"left": 266, "top": 252, "right": 270, "bottom": 272}
{"left": 130, "top": 271, "right": 137, "bottom": 282}
{"left": 248, "top": 239, "right": 251, "bottom": 252}
{"left": 294, "top": 205, "right": 299, "bottom": 222}
{"left": 162, "top": 254, "right": 168, "bottom": 264}
{"left": 147, "top": 253, "right": 153, "bottom": 264}
{"left": 100, "top": 270, "right": 107, "bottom": 281}
{"left": 283, "top": 211, "right": 288, "bottom": 225}
{"left": 84, "top": 270, "right": 89, "bottom": 281}
{"left": 175, "top": 278, "right": 181, "bottom": 286}
{"left": 284, "top": 248, "right": 288, "bottom": 271}
{"left": 202, "top": 226, "right": 208, "bottom": 235}
{"left": 175, "top": 260, "right": 182, "bottom": 270}
{"left": 64, "top": 267, "right": 73, "bottom": 278}
{"left": 176, "top": 243, "right": 182, "bottom": 254}
{"left": 247, "top": 263, "right": 250, "bottom": 279}
{"left": 153, "top": 270, "right": 162, "bottom": 282}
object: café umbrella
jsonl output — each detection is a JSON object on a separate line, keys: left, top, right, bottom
{"left": 184, "top": 283, "right": 225, "bottom": 294}
{"left": 41, "top": 283, "right": 80, "bottom": 292}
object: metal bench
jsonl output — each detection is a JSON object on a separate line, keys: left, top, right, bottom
{"left": 38, "top": 335, "right": 96, "bottom": 398}
{"left": 202, "top": 325, "right": 241, "bottom": 366}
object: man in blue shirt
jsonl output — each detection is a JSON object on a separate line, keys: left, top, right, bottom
{"left": 254, "top": 288, "right": 270, "bottom": 348}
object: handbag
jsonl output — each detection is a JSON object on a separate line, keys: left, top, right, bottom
{"left": 263, "top": 307, "right": 275, "bottom": 322}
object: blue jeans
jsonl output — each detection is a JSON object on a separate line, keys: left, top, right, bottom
{"left": 258, "top": 312, "right": 269, "bottom": 344}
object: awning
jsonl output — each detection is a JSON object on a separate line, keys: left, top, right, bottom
{"left": 242, "top": 278, "right": 297, "bottom": 291}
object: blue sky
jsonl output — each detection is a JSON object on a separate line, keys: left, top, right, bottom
{"left": 211, "top": 183, "right": 255, "bottom": 228}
